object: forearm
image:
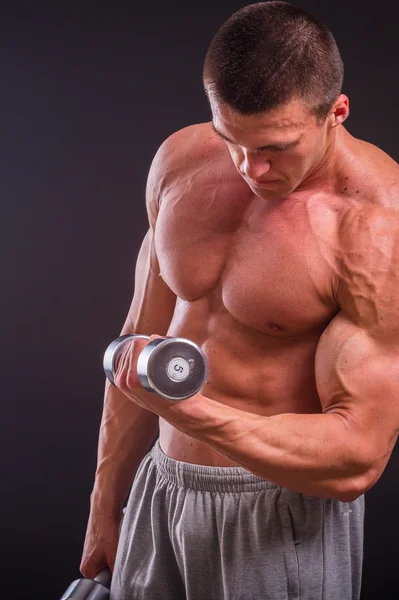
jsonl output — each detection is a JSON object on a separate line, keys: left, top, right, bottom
{"left": 91, "top": 379, "right": 159, "bottom": 516}
{"left": 164, "top": 393, "right": 369, "bottom": 501}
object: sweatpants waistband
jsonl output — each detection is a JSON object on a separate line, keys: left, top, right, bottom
{"left": 150, "top": 439, "right": 280, "bottom": 493}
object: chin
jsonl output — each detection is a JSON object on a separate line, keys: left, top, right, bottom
{"left": 254, "top": 189, "right": 287, "bottom": 201}
{"left": 251, "top": 183, "right": 290, "bottom": 201}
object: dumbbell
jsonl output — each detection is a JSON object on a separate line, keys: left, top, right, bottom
{"left": 103, "top": 334, "right": 208, "bottom": 401}
{"left": 60, "top": 505, "right": 129, "bottom": 600}
{"left": 60, "top": 566, "right": 111, "bottom": 600}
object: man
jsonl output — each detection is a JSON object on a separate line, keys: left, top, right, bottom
{"left": 80, "top": 2, "right": 399, "bottom": 598}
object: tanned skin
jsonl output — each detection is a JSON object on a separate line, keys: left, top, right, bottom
{"left": 81, "top": 94, "right": 399, "bottom": 578}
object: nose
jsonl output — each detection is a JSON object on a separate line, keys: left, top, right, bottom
{"left": 240, "top": 149, "right": 271, "bottom": 181}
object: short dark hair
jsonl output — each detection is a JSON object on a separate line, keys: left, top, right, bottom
{"left": 203, "top": 1, "right": 344, "bottom": 122}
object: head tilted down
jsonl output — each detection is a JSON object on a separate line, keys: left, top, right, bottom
{"left": 203, "top": 1, "right": 349, "bottom": 199}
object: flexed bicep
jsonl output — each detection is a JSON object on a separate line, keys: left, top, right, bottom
{"left": 315, "top": 308, "right": 399, "bottom": 491}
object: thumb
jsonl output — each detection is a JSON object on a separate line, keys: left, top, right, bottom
{"left": 148, "top": 333, "right": 165, "bottom": 343}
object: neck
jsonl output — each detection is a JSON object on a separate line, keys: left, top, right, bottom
{"left": 296, "top": 126, "right": 350, "bottom": 194}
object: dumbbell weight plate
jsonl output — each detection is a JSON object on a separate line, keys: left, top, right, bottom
{"left": 137, "top": 337, "right": 208, "bottom": 401}
{"left": 103, "top": 334, "right": 150, "bottom": 385}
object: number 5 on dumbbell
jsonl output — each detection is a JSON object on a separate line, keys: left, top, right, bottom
{"left": 103, "top": 335, "right": 208, "bottom": 401}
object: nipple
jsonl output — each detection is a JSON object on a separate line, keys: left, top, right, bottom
{"left": 267, "top": 321, "right": 284, "bottom": 332}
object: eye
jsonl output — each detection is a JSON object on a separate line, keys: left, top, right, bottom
{"left": 264, "top": 145, "right": 289, "bottom": 153}
{"left": 261, "top": 142, "right": 298, "bottom": 153}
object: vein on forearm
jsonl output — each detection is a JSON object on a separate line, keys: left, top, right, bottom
{"left": 164, "top": 393, "right": 367, "bottom": 498}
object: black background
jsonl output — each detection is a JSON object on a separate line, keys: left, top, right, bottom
{"left": 1, "top": 1, "right": 398, "bottom": 598}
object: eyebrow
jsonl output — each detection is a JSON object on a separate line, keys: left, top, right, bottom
{"left": 212, "top": 122, "right": 299, "bottom": 152}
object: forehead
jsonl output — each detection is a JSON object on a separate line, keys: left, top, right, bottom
{"left": 210, "top": 95, "right": 316, "bottom": 140}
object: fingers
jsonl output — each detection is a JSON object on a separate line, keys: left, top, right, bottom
{"left": 114, "top": 337, "right": 147, "bottom": 392}
{"left": 80, "top": 559, "right": 99, "bottom": 580}
{"left": 80, "top": 556, "right": 113, "bottom": 580}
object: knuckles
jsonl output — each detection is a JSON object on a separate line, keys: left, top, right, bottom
{"left": 114, "top": 333, "right": 164, "bottom": 393}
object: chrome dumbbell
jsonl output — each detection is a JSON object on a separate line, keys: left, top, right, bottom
{"left": 103, "top": 334, "right": 208, "bottom": 401}
{"left": 60, "top": 567, "right": 111, "bottom": 600}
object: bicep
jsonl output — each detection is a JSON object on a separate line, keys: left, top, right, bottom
{"left": 315, "top": 312, "right": 399, "bottom": 468}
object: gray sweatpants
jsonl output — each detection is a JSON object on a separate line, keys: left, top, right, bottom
{"left": 110, "top": 439, "right": 364, "bottom": 600}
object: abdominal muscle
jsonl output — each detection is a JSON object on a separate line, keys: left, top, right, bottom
{"left": 158, "top": 301, "right": 325, "bottom": 467}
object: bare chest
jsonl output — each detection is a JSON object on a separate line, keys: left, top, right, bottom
{"left": 155, "top": 193, "right": 339, "bottom": 336}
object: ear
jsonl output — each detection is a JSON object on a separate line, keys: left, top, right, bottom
{"left": 330, "top": 94, "right": 349, "bottom": 127}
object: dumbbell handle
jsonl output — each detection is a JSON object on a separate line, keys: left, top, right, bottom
{"left": 92, "top": 568, "right": 112, "bottom": 587}
{"left": 103, "top": 334, "right": 150, "bottom": 386}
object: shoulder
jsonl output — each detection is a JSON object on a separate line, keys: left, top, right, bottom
{"left": 337, "top": 201, "right": 399, "bottom": 335}
{"left": 145, "top": 122, "right": 229, "bottom": 220}
{"left": 349, "top": 135, "right": 399, "bottom": 208}
{"left": 335, "top": 132, "right": 399, "bottom": 324}
{"left": 148, "top": 122, "right": 226, "bottom": 182}
{"left": 145, "top": 122, "right": 244, "bottom": 225}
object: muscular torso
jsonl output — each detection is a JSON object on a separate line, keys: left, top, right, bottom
{"left": 153, "top": 123, "right": 398, "bottom": 466}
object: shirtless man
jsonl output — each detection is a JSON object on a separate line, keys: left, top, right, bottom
{"left": 80, "top": 2, "right": 399, "bottom": 599}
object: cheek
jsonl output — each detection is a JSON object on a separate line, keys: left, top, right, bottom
{"left": 227, "top": 145, "right": 240, "bottom": 162}
{"left": 227, "top": 147, "right": 244, "bottom": 173}
{"left": 276, "top": 153, "right": 304, "bottom": 176}
{"left": 287, "top": 150, "right": 313, "bottom": 171}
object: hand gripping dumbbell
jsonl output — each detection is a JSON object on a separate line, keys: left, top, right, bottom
{"left": 103, "top": 334, "right": 208, "bottom": 400}
{"left": 60, "top": 566, "right": 111, "bottom": 600}
{"left": 60, "top": 506, "right": 128, "bottom": 600}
